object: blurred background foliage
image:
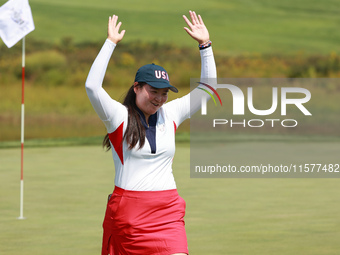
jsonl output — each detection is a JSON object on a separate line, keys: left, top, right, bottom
{"left": 1, "top": 37, "right": 340, "bottom": 142}
{"left": 1, "top": 0, "right": 340, "bottom": 142}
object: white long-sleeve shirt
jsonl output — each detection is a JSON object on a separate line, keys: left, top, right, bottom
{"left": 85, "top": 39, "right": 216, "bottom": 191}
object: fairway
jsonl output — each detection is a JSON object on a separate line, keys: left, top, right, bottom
{"left": 1, "top": 144, "right": 340, "bottom": 255}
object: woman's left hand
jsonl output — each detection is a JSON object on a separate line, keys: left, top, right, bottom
{"left": 183, "top": 11, "right": 210, "bottom": 44}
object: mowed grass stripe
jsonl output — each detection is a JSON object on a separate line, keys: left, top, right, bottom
{"left": 1, "top": 144, "right": 340, "bottom": 254}
{"left": 1, "top": 0, "right": 339, "bottom": 54}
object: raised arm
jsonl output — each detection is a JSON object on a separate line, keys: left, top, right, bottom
{"left": 183, "top": 10, "right": 216, "bottom": 78}
{"left": 85, "top": 15, "right": 126, "bottom": 124}
{"left": 184, "top": 11, "right": 217, "bottom": 116}
{"left": 164, "top": 11, "right": 217, "bottom": 126}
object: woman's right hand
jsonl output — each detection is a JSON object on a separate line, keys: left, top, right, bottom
{"left": 107, "top": 15, "right": 126, "bottom": 44}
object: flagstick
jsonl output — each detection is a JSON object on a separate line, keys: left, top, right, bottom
{"left": 18, "top": 36, "right": 26, "bottom": 220}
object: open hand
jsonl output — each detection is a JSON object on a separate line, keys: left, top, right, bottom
{"left": 107, "top": 15, "right": 126, "bottom": 44}
{"left": 183, "top": 11, "right": 210, "bottom": 44}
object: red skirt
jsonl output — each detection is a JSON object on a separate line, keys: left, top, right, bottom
{"left": 102, "top": 186, "right": 188, "bottom": 255}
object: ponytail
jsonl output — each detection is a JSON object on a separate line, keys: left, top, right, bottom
{"left": 102, "top": 133, "right": 111, "bottom": 151}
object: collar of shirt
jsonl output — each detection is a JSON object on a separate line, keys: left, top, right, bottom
{"left": 136, "top": 107, "right": 157, "bottom": 154}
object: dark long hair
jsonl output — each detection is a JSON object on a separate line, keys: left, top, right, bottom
{"left": 103, "top": 83, "right": 147, "bottom": 151}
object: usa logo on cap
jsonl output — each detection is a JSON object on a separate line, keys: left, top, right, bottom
{"left": 134, "top": 63, "right": 178, "bottom": 93}
{"left": 154, "top": 70, "right": 170, "bottom": 81}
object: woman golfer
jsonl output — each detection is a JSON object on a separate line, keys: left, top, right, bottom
{"left": 85, "top": 11, "right": 216, "bottom": 255}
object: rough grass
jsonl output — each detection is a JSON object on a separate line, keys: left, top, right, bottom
{"left": 0, "top": 84, "right": 190, "bottom": 141}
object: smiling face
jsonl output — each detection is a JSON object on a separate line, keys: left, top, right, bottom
{"left": 134, "top": 83, "right": 169, "bottom": 122}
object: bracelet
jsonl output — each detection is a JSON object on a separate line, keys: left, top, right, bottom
{"left": 199, "top": 40, "right": 212, "bottom": 50}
